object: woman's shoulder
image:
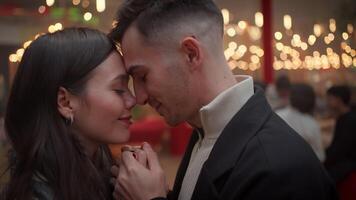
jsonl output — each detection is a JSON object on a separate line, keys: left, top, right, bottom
{"left": 32, "top": 173, "right": 54, "bottom": 200}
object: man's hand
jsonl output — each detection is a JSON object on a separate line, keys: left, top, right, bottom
{"left": 113, "top": 142, "right": 168, "bottom": 200}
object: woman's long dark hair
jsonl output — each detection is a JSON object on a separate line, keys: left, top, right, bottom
{"left": 2, "top": 28, "right": 116, "bottom": 199}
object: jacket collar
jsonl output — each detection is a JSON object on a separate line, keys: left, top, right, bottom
{"left": 191, "top": 87, "right": 273, "bottom": 198}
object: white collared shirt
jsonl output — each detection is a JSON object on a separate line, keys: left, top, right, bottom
{"left": 178, "top": 75, "right": 254, "bottom": 200}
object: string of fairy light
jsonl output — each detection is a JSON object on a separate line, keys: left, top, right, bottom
{"left": 9, "top": 6, "right": 356, "bottom": 72}
{"left": 221, "top": 9, "right": 356, "bottom": 71}
{"left": 8, "top": 0, "right": 106, "bottom": 63}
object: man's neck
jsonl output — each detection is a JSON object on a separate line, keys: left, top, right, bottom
{"left": 187, "top": 70, "right": 238, "bottom": 129}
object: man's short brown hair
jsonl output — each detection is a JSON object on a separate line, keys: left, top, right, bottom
{"left": 109, "top": 0, "right": 223, "bottom": 44}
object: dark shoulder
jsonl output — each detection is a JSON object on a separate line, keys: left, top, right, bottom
{"left": 241, "top": 112, "right": 324, "bottom": 175}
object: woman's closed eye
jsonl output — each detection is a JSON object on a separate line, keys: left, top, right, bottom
{"left": 114, "top": 89, "right": 126, "bottom": 95}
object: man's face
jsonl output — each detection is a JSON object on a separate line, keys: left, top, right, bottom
{"left": 121, "top": 26, "right": 197, "bottom": 126}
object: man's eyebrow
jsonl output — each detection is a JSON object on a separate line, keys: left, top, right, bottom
{"left": 127, "top": 65, "right": 143, "bottom": 76}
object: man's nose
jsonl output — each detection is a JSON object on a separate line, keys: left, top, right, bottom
{"left": 134, "top": 84, "right": 149, "bottom": 105}
{"left": 125, "top": 92, "right": 137, "bottom": 109}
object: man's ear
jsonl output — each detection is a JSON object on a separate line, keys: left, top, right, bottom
{"left": 57, "top": 87, "right": 76, "bottom": 120}
{"left": 181, "top": 36, "right": 203, "bottom": 71}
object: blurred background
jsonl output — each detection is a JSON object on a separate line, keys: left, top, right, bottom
{"left": 0, "top": 0, "right": 355, "bottom": 196}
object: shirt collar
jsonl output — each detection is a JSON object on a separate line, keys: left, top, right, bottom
{"left": 199, "top": 75, "right": 254, "bottom": 139}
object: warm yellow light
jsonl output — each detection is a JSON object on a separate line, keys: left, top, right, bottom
{"left": 46, "top": 0, "right": 55, "bottom": 6}
{"left": 342, "top": 32, "right": 349, "bottom": 40}
{"left": 238, "top": 45, "right": 247, "bottom": 53}
{"left": 16, "top": 48, "right": 24, "bottom": 58}
{"left": 256, "top": 49, "right": 264, "bottom": 57}
{"left": 249, "top": 45, "right": 258, "bottom": 54}
{"left": 23, "top": 40, "right": 32, "bottom": 49}
{"left": 283, "top": 15, "right": 292, "bottom": 30}
{"left": 237, "top": 61, "right": 248, "bottom": 70}
{"left": 347, "top": 24, "right": 354, "bottom": 34}
{"left": 284, "top": 60, "right": 293, "bottom": 70}
{"left": 274, "top": 32, "right": 283, "bottom": 40}
{"left": 228, "top": 60, "right": 238, "bottom": 70}
{"left": 345, "top": 46, "right": 352, "bottom": 54}
{"left": 326, "top": 48, "right": 333, "bottom": 55}
{"left": 280, "top": 52, "right": 288, "bottom": 61}
{"left": 313, "top": 51, "right": 320, "bottom": 57}
{"left": 84, "top": 12, "right": 93, "bottom": 21}
{"left": 273, "top": 60, "right": 284, "bottom": 70}
{"left": 224, "top": 49, "right": 233, "bottom": 60}
{"left": 351, "top": 50, "right": 356, "bottom": 57}
{"left": 342, "top": 53, "right": 352, "bottom": 68}
{"left": 291, "top": 39, "right": 297, "bottom": 47}
{"left": 73, "top": 0, "right": 81, "bottom": 6}
{"left": 232, "top": 52, "right": 243, "bottom": 60}
{"left": 301, "top": 43, "right": 308, "bottom": 51}
{"left": 251, "top": 55, "right": 260, "bottom": 64}
{"left": 35, "top": 34, "right": 42, "bottom": 39}
{"left": 38, "top": 5, "right": 46, "bottom": 14}
{"left": 48, "top": 25, "right": 56, "bottom": 33}
{"left": 327, "top": 33, "right": 335, "bottom": 41}
{"left": 255, "top": 12, "right": 263, "bottom": 27}
{"left": 293, "top": 34, "right": 301, "bottom": 42}
{"left": 228, "top": 42, "right": 237, "bottom": 50}
{"left": 227, "top": 27, "right": 236, "bottom": 37}
{"left": 329, "top": 19, "right": 336, "bottom": 32}
{"left": 238, "top": 21, "right": 247, "bottom": 30}
{"left": 291, "top": 50, "right": 300, "bottom": 58}
{"left": 247, "top": 26, "right": 261, "bottom": 41}
{"left": 54, "top": 23, "right": 63, "bottom": 30}
{"left": 353, "top": 58, "right": 356, "bottom": 67}
{"left": 96, "top": 0, "right": 106, "bottom": 12}
{"left": 282, "top": 46, "right": 292, "bottom": 54}
{"left": 221, "top": 9, "right": 230, "bottom": 25}
{"left": 276, "top": 42, "right": 284, "bottom": 51}
{"left": 324, "top": 36, "right": 331, "bottom": 44}
{"left": 313, "top": 24, "right": 322, "bottom": 37}
{"left": 9, "top": 54, "right": 18, "bottom": 63}
{"left": 308, "top": 35, "right": 316, "bottom": 45}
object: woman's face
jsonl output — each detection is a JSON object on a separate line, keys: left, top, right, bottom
{"left": 73, "top": 51, "right": 136, "bottom": 153}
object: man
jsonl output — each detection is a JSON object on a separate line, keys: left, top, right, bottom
{"left": 109, "top": 0, "right": 337, "bottom": 199}
{"left": 276, "top": 84, "right": 325, "bottom": 162}
{"left": 325, "top": 85, "right": 356, "bottom": 199}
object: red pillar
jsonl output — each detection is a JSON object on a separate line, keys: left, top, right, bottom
{"left": 262, "top": 0, "right": 274, "bottom": 83}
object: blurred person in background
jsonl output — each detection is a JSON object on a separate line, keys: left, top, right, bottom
{"left": 266, "top": 75, "right": 291, "bottom": 111}
{"left": 277, "top": 83, "right": 325, "bottom": 162}
{"left": 0, "top": 28, "right": 137, "bottom": 200}
{"left": 325, "top": 85, "right": 356, "bottom": 200}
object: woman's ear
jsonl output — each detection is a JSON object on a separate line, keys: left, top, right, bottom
{"left": 57, "top": 87, "right": 75, "bottom": 119}
{"left": 181, "top": 36, "right": 203, "bottom": 71}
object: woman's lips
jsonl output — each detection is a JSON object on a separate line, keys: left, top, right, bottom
{"left": 118, "top": 116, "right": 132, "bottom": 127}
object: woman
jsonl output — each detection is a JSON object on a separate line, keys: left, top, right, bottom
{"left": 1, "top": 27, "right": 136, "bottom": 199}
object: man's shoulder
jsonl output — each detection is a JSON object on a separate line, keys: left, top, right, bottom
{"left": 237, "top": 113, "right": 322, "bottom": 172}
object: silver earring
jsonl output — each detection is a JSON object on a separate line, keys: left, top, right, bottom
{"left": 69, "top": 115, "right": 74, "bottom": 125}
{"left": 66, "top": 115, "right": 74, "bottom": 126}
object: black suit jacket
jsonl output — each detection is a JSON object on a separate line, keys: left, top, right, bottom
{"left": 163, "top": 88, "right": 337, "bottom": 200}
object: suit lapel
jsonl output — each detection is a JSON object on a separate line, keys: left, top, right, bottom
{"left": 191, "top": 88, "right": 273, "bottom": 199}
